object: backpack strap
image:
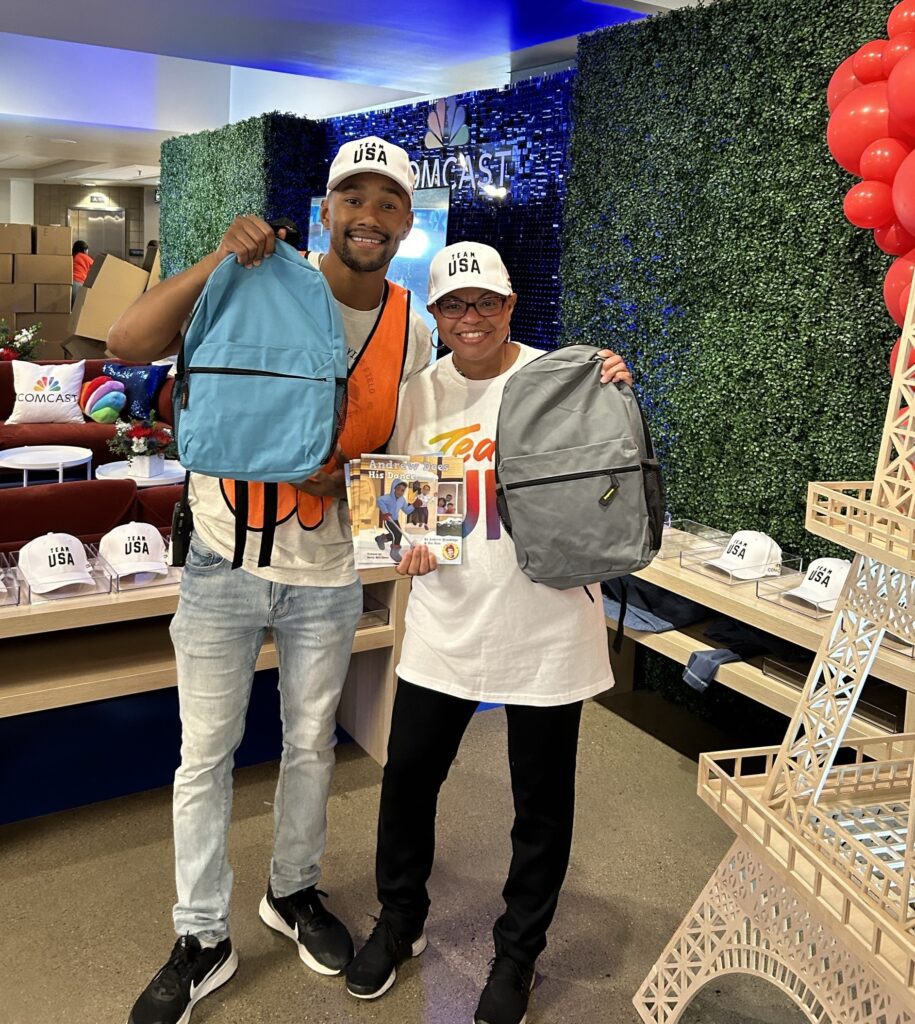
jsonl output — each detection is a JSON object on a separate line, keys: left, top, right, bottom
{"left": 232, "top": 480, "right": 249, "bottom": 569}
{"left": 612, "top": 578, "right": 629, "bottom": 654}
{"left": 257, "top": 483, "right": 279, "bottom": 568}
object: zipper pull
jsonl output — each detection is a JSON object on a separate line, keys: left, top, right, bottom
{"left": 180, "top": 381, "right": 189, "bottom": 409}
{"left": 599, "top": 473, "right": 620, "bottom": 507}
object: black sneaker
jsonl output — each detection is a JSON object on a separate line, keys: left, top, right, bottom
{"left": 345, "top": 917, "right": 427, "bottom": 1000}
{"left": 259, "top": 883, "right": 353, "bottom": 975}
{"left": 128, "top": 934, "right": 237, "bottom": 1024}
{"left": 474, "top": 956, "right": 536, "bottom": 1024}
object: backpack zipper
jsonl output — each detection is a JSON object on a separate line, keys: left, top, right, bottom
{"left": 180, "top": 366, "right": 335, "bottom": 407}
{"left": 503, "top": 465, "right": 640, "bottom": 489}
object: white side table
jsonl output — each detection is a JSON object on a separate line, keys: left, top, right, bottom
{"left": 96, "top": 460, "right": 185, "bottom": 488}
{"left": 0, "top": 445, "right": 93, "bottom": 486}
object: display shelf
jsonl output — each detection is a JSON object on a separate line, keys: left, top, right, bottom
{"left": 634, "top": 554, "right": 915, "bottom": 692}
{"left": 607, "top": 615, "right": 890, "bottom": 741}
{"left": 0, "top": 565, "right": 408, "bottom": 764}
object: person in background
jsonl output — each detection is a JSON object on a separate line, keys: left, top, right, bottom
{"left": 108, "top": 136, "right": 431, "bottom": 1024}
{"left": 72, "top": 240, "right": 93, "bottom": 301}
{"left": 344, "top": 241, "right": 631, "bottom": 1024}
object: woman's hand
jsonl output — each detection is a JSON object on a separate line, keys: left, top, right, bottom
{"left": 597, "top": 348, "right": 633, "bottom": 386}
{"left": 395, "top": 545, "right": 439, "bottom": 577}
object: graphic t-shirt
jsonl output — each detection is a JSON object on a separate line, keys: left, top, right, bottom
{"left": 189, "top": 254, "right": 431, "bottom": 586}
{"left": 389, "top": 344, "right": 614, "bottom": 707}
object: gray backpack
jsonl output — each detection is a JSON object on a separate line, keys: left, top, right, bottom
{"left": 494, "top": 345, "right": 664, "bottom": 590}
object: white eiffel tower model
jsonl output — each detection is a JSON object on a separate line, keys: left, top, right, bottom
{"left": 634, "top": 288, "right": 915, "bottom": 1023}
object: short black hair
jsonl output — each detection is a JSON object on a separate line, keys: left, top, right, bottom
{"left": 72, "top": 240, "right": 89, "bottom": 255}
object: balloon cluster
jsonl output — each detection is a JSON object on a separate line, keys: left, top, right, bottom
{"left": 828, "top": 0, "right": 915, "bottom": 378}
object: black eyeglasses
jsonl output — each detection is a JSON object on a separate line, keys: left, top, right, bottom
{"left": 435, "top": 294, "right": 507, "bottom": 319}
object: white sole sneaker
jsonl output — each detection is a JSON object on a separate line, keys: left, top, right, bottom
{"left": 175, "top": 947, "right": 239, "bottom": 1024}
{"left": 347, "top": 933, "right": 428, "bottom": 1001}
{"left": 258, "top": 895, "right": 342, "bottom": 976}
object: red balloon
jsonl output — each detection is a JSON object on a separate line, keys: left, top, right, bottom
{"left": 853, "top": 39, "right": 888, "bottom": 83}
{"left": 875, "top": 219, "right": 915, "bottom": 254}
{"left": 844, "top": 180, "right": 896, "bottom": 227}
{"left": 890, "top": 336, "right": 915, "bottom": 375}
{"left": 884, "top": 249, "right": 915, "bottom": 326}
{"left": 889, "top": 0, "right": 915, "bottom": 38}
{"left": 888, "top": 51, "right": 915, "bottom": 136}
{"left": 828, "top": 82, "right": 906, "bottom": 175}
{"left": 892, "top": 150, "right": 915, "bottom": 235}
{"left": 827, "top": 55, "right": 863, "bottom": 113}
{"left": 883, "top": 32, "right": 915, "bottom": 74}
{"left": 860, "top": 136, "right": 911, "bottom": 183}
{"left": 900, "top": 282, "right": 913, "bottom": 322}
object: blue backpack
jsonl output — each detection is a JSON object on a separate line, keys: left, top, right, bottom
{"left": 173, "top": 240, "right": 346, "bottom": 483}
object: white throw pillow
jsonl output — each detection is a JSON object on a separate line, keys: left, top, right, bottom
{"left": 6, "top": 360, "right": 86, "bottom": 425}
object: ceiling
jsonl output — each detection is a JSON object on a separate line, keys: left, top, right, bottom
{"left": 0, "top": 0, "right": 698, "bottom": 186}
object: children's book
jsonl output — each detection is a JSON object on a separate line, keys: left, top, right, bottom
{"left": 347, "top": 453, "right": 466, "bottom": 568}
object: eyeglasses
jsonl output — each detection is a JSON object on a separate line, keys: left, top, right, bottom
{"left": 435, "top": 294, "right": 507, "bottom": 319}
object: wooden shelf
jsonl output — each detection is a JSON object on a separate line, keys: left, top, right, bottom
{"left": 607, "top": 615, "right": 889, "bottom": 742}
{"left": 636, "top": 557, "right": 915, "bottom": 692}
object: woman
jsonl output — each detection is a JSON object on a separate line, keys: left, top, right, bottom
{"left": 345, "top": 242, "right": 632, "bottom": 1024}
{"left": 71, "top": 240, "right": 93, "bottom": 301}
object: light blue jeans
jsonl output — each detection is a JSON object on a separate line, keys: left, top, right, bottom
{"left": 169, "top": 533, "right": 363, "bottom": 942}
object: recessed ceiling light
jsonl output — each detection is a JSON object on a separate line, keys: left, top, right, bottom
{"left": 49, "top": 138, "right": 78, "bottom": 144}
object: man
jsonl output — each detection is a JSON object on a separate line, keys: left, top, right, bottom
{"left": 108, "top": 136, "right": 430, "bottom": 1024}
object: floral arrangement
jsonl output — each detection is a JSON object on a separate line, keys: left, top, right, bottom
{"left": 107, "top": 415, "right": 178, "bottom": 461}
{"left": 0, "top": 321, "right": 41, "bottom": 361}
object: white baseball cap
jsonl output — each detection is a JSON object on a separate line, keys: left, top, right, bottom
{"left": 326, "top": 136, "right": 415, "bottom": 204}
{"left": 704, "top": 530, "right": 783, "bottom": 581}
{"left": 427, "top": 242, "right": 513, "bottom": 305}
{"left": 99, "top": 522, "right": 168, "bottom": 578}
{"left": 782, "top": 557, "right": 851, "bottom": 612}
{"left": 18, "top": 532, "right": 94, "bottom": 594}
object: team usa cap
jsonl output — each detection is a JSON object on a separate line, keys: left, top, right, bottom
{"left": 427, "top": 242, "right": 513, "bottom": 305}
{"left": 326, "top": 136, "right": 415, "bottom": 203}
{"left": 782, "top": 557, "right": 851, "bottom": 612}
{"left": 704, "top": 530, "right": 783, "bottom": 581}
{"left": 99, "top": 522, "right": 168, "bottom": 578}
{"left": 18, "top": 532, "right": 94, "bottom": 594}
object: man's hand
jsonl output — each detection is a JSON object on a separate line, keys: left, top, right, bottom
{"left": 396, "top": 545, "right": 439, "bottom": 577}
{"left": 291, "top": 444, "right": 348, "bottom": 500}
{"left": 597, "top": 348, "right": 633, "bottom": 386}
{"left": 216, "top": 215, "right": 287, "bottom": 269}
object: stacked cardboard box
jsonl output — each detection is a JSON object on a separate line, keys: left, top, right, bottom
{"left": 0, "top": 223, "right": 73, "bottom": 358}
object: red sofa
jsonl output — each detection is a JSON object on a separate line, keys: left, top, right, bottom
{"left": 0, "top": 478, "right": 182, "bottom": 554}
{"left": 0, "top": 359, "right": 175, "bottom": 468}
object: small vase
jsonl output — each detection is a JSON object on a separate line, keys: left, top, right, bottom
{"left": 128, "top": 454, "right": 165, "bottom": 478}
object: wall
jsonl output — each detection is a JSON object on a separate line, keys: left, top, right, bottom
{"left": 34, "top": 184, "right": 146, "bottom": 263}
{"left": 563, "top": 0, "right": 896, "bottom": 560}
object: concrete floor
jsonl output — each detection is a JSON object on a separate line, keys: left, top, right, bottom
{"left": 0, "top": 700, "right": 807, "bottom": 1024}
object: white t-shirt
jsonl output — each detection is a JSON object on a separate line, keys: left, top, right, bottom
{"left": 390, "top": 343, "right": 614, "bottom": 707}
{"left": 190, "top": 257, "right": 431, "bottom": 586}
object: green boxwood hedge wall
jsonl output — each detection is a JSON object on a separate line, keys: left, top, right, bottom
{"left": 159, "top": 113, "right": 329, "bottom": 279}
{"left": 562, "top": 0, "right": 897, "bottom": 560}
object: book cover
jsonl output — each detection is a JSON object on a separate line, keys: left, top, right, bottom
{"left": 349, "top": 453, "right": 465, "bottom": 568}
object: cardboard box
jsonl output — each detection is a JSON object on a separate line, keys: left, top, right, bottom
{"left": 69, "top": 252, "right": 150, "bottom": 342}
{"left": 16, "top": 312, "right": 72, "bottom": 343}
{"left": 145, "top": 248, "right": 162, "bottom": 291}
{"left": 14, "top": 254, "right": 71, "bottom": 285}
{"left": 0, "top": 254, "right": 11, "bottom": 284}
{"left": 35, "top": 339, "right": 68, "bottom": 361}
{"left": 62, "top": 334, "right": 109, "bottom": 360}
{"left": 142, "top": 241, "right": 160, "bottom": 273}
{"left": 36, "top": 284, "right": 72, "bottom": 315}
{"left": 34, "top": 225, "right": 72, "bottom": 256}
{"left": 0, "top": 283, "right": 35, "bottom": 324}
{"left": 0, "top": 223, "right": 33, "bottom": 254}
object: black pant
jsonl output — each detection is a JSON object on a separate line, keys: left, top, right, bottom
{"left": 376, "top": 679, "right": 583, "bottom": 966}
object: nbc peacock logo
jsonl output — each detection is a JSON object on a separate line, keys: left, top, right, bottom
{"left": 424, "top": 98, "right": 469, "bottom": 150}
{"left": 17, "top": 373, "right": 73, "bottom": 404}
{"left": 34, "top": 376, "right": 61, "bottom": 394}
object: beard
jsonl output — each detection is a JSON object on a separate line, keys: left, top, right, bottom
{"left": 334, "top": 230, "right": 398, "bottom": 274}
